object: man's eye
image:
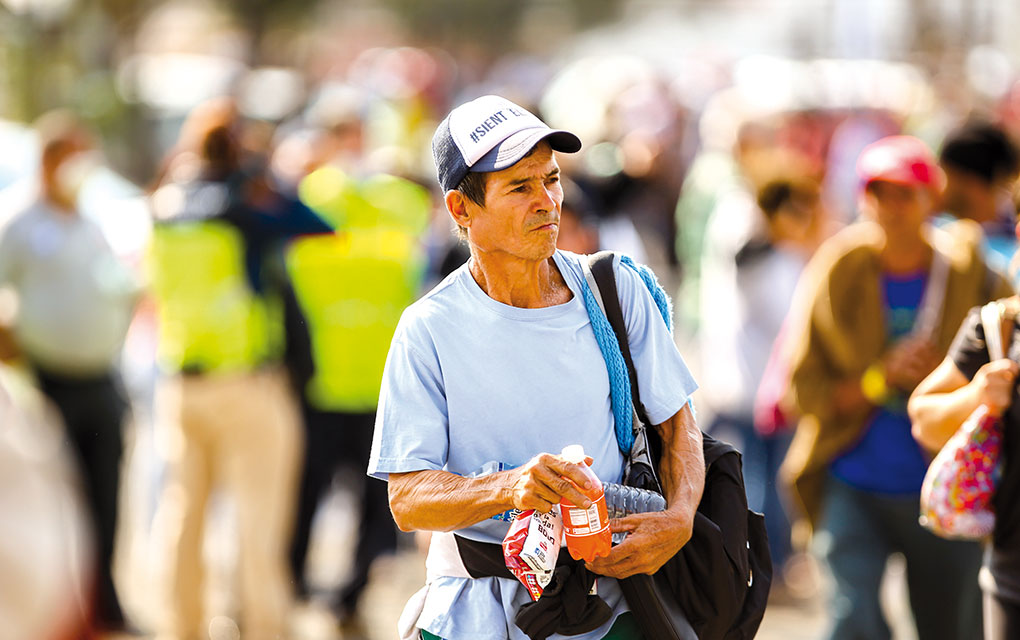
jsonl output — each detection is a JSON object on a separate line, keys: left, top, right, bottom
{"left": 511, "top": 185, "right": 527, "bottom": 193}
{"left": 547, "top": 175, "right": 560, "bottom": 184}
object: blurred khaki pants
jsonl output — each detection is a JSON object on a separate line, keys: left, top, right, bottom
{"left": 152, "top": 368, "right": 301, "bottom": 640}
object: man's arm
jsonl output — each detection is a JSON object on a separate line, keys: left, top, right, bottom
{"left": 388, "top": 453, "right": 598, "bottom": 533}
{"left": 587, "top": 402, "right": 704, "bottom": 579}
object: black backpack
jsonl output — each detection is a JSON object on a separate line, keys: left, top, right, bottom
{"left": 588, "top": 251, "right": 771, "bottom": 640}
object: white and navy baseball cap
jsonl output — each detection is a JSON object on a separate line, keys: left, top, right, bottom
{"left": 432, "top": 95, "right": 582, "bottom": 193}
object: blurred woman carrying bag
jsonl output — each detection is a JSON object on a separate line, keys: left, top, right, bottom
{"left": 910, "top": 295, "right": 1020, "bottom": 639}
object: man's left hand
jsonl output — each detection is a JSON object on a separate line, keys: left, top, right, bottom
{"left": 585, "top": 509, "right": 692, "bottom": 579}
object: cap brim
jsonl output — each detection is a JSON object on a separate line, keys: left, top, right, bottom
{"left": 863, "top": 172, "right": 924, "bottom": 188}
{"left": 862, "top": 167, "right": 943, "bottom": 191}
{"left": 471, "top": 128, "right": 581, "bottom": 173}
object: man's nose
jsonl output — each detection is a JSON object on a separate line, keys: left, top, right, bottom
{"left": 534, "top": 185, "right": 557, "bottom": 211}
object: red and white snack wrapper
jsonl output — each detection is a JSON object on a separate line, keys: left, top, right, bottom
{"left": 502, "top": 510, "right": 561, "bottom": 601}
{"left": 521, "top": 508, "right": 562, "bottom": 576}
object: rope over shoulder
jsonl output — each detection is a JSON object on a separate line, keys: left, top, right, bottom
{"left": 579, "top": 253, "right": 673, "bottom": 454}
{"left": 620, "top": 255, "right": 673, "bottom": 333}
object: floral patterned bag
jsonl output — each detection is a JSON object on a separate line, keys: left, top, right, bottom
{"left": 919, "top": 302, "right": 1009, "bottom": 539}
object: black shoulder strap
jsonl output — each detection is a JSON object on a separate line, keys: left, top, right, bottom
{"left": 588, "top": 253, "right": 770, "bottom": 640}
{"left": 588, "top": 251, "right": 651, "bottom": 427}
{"left": 589, "top": 252, "right": 733, "bottom": 466}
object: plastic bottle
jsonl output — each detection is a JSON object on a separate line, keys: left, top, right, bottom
{"left": 602, "top": 482, "right": 667, "bottom": 519}
{"left": 559, "top": 445, "right": 611, "bottom": 562}
{"left": 602, "top": 482, "right": 667, "bottom": 544}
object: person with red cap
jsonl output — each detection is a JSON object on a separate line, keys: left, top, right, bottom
{"left": 779, "top": 135, "right": 1011, "bottom": 640}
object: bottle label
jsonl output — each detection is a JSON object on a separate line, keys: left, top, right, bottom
{"left": 567, "top": 507, "right": 591, "bottom": 533}
{"left": 565, "top": 495, "right": 608, "bottom": 536}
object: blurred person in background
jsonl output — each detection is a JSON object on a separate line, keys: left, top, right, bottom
{"left": 286, "top": 154, "right": 429, "bottom": 632}
{"left": 936, "top": 120, "right": 1020, "bottom": 276}
{"left": 584, "top": 77, "right": 682, "bottom": 275}
{"left": 908, "top": 207, "right": 1020, "bottom": 640}
{"left": 0, "top": 110, "right": 139, "bottom": 633}
{"left": 780, "top": 135, "right": 1010, "bottom": 640}
{"left": 673, "top": 92, "right": 777, "bottom": 334}
{"left": 145, "top": 97, "right": 330, "bottom": 640}
{"left": 0, "top": 363, "right": 93, "bottom": 640}
{"left": 698, "top": 169, "right": 823, "bottom": 599}
{"left": 822, "top": 109, "right": 901, "bottom": 226}
{"left": 555, "top": 178, "right": 606, "bottom": 255}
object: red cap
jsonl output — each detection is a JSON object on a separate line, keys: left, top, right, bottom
{"left": 856, "top": 135, "right": 943, "bottom": 191}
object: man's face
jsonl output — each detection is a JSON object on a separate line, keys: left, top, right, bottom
{"left": 465, "top": 142, "right": 564, "bottom": 262}
{"left": 862, "top": 180, "right": 932, "bottom": 242}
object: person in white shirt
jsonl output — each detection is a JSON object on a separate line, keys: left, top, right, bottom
{"left": 0, "top": 111, "right": 139, "bottom": 632}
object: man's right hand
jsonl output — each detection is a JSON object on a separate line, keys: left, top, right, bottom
{"left": 970, "top": 359, "right": 1018, "bottom": 417}
{"left": 506, "top": 453, "right": 594, "bottom": 513}
{"left": 388, "top": 453, "right": 596, "bottom": 533}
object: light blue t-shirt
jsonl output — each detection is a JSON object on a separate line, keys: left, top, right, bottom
{"left": 368, "top": 250, "right": 698, "bottom": 640}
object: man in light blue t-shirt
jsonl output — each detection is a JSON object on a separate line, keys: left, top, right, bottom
{"left": 367, "top": 95, "right": 704, "bottom": 640}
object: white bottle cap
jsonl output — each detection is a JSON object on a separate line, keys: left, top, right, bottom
{"left": 561, "top": 444, "right": 586, "bottom": 464}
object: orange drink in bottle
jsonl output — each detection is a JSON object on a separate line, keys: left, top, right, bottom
{"left": 559, "top": 445, "right": 611, "bottom": 562}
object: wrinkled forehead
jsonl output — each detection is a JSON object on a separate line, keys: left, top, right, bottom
{"left": 486, "top": 141, "right": 558, "bottom": 183}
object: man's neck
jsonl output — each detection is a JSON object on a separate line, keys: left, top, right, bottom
{"left": 881, "top": 234, "right": 931, "bottom": 275}
{"left": 468, "top": 250, "right": 572, "bottom": 309}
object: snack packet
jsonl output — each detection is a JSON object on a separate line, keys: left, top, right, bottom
{"left": 521, "top": 507, "right": 562, "bottom": 575}
{"left": 501, "top": 509, "right": 562, "bottom": 600}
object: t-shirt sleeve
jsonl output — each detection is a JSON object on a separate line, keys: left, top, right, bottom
{"left": 949, "top": 307, "right": 989, "bottom": 381}
{"left": 367, "top": 316, "right": 450, "bottom": 481}
{"left": 615, "top": 257, "right": 699, "bottom": 425}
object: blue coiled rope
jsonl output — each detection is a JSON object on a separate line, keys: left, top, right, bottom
{"left": 579, "top": 255, "right": 673, "bottom": 454}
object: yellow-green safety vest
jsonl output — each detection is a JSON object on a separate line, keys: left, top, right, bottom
{"left": 286, "top": 168, "right": 428, "bottom": 411}
{"left": 147, "top": 220, "right": 280, "bottom": 375}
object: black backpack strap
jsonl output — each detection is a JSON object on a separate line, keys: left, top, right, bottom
{"left": 586, "top": 252, "right": 772, "bottom": 639}
{"left": 587, "top": 251, "right": 651, "bottom": 427}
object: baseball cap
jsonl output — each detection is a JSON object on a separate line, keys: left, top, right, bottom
{"left": 856, "top": 135, "right": 943, "bottom": 191}
{"left": 432, "top": 95, "right": 582, "bottom": 193}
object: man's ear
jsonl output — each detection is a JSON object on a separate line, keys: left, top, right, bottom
{"left": 445, "top": 190, "right": 472, "bottom": 229}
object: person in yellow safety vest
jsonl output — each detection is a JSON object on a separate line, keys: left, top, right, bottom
{"left": 285, "top": 165, "right": 429, "bottom": 628}
{"left": 148, "top": 220, "right": 277, "bottom": 374}
{"left": 146, "top": 98, "right": 332, "bottom": 640}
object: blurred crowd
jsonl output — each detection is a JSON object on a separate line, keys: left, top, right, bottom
{"left": 4, "top": 6, "right": 1020, "bottom": 639}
